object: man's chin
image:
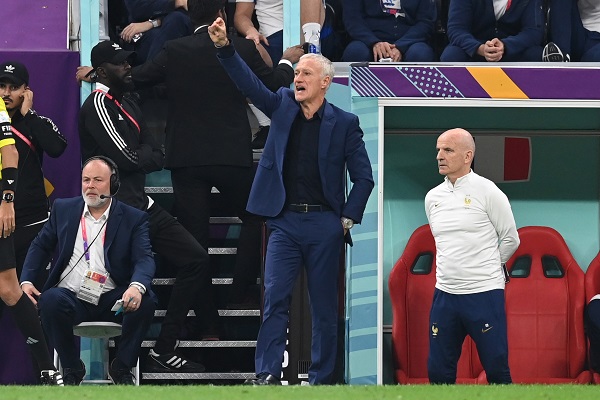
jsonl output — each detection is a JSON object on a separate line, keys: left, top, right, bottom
{"left": 83, "top": 196, "right": 107, "bottom": 208}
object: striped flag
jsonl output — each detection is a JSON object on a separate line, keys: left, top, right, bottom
{"left": 473, "top": 136, "right": 531, "bottom": 183}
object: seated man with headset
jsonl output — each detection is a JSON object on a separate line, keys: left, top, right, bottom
{"left": 20, "top": 156, "right": 156, "bottom": 385}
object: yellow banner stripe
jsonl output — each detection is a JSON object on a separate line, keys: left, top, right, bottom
{"left": 466, "top": 67, "right": 529, "bottom": 99}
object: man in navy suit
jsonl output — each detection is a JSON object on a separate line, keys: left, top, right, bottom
{"left": 21, "top": 157, "right": 156, "bottom": 385}
{"left": 209, "top": 17, "right": 374, "bottom": 385}
{"left": 440, "top": 0, "right": 544, "bottom": 62}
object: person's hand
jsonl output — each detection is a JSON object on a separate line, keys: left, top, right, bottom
{"left": 0, "top": 199, "right": 15, "bottom": 239}
{"left": 208, "top": 17, "right": 229, "bottom": 47}
{"left": 245, "top": 27, "right": 269, "bottom": 47}
{"left": 121, "top": 21, "right": 152, "bottom": 43}
{"left": 20, "top": 88, "right": 33, "bottom": 116}
{"left": 483, "top": 38, "right": 504, "bottom": 62}
{"left": 121, "top": 286, "right": 143, "bottom": 313}
{"left": 390, "top": 47, "right": 402, "bottom": 62}
{"left": 281, "top": 45, "right": 305, "bottom": 64}
{"left": 22, "top": 283, "right": 41, "bottom": 306}
{"left": 372, "top": 41, "right": 395, "bottom": 62}
{"left": 76, "top": 66, "right": 94, "bottom": 85}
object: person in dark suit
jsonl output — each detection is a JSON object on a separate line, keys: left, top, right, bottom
{"left": 132, "top": 0, "right": 303, "bottom": 310}
{"left": 209, "top": 17, "right": 374, "bottom": 385}
{"left": 21, "top": 157, "right": 156, "bottom": 385}
{"left": 440, "top": 0, "right": 544, "bottom": 62}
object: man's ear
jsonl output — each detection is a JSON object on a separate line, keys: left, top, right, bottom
{"left": 95, "top": 66, "right": 107, "bottom": 79}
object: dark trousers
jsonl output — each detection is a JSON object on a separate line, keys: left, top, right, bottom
{"left": 147, "top": 203, "right": 212, "bottom": 352}
{"left": 440, "top": 44, "right": 543, "bottom": 62}
{"left": 39, "top": 287, "right": 155, "bottom": 368}
{"left": 549, "top": 0, "right": 600, "bottom": 62}
{"left": 255, "top": 210, "right": 344, "bottom": 384}
{"left": 587, "top": 299, "right": 600, "bottom": 373}
{"left": 0, "top": 221, "right": 47, "bottom": 319}
{"left": 428, "top": 288, "right": 511, "bottom": 384}
{"left": 133, "top": 10, "right": 192, "bottom": 64}
{"left": 342, "top": 40, "right": 436, "bottom": 62}
{"left": 171, "top": 165, "right": 262, "bottom": 304}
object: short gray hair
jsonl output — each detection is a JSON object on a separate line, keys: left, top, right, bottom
{"left": 299, "top": 53, "right": 335, "bottom": 87}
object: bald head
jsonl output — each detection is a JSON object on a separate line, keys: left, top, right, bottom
{"left": 435, "top": 128, "right": 475, "bottom": 183}
{"left": 439, "top": 128, "right": 476, "bottom": 154}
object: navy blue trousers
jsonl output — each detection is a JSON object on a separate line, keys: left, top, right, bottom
{"left": 342, "top": 40, "right": 436, "bottom": 62}
{"left": 428, "top": 288, "right": 511, "bottom": 384}
{"left": 440, "top": 44, "right": 543, "bottom": 62}
{"left": 255, "top": 210, "right": 344, "bottom": 384}
{"left": 548, "top": 0, "right": 600, "bottom": 62}
{"left": 587, "top": 299, "right": 600, "bottom": 373}
{"left": 39, "top": 287, "right": 155, "bottom": 369}
{"left": 134, "top": 10, "right": 192, "bottom": 64}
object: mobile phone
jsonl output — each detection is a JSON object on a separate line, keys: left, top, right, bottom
{"left": 111, "top": 299, "right": 124, "bottom": 312}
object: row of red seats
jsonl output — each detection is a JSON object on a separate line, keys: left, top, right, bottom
{"left": 389, "top": 225, "right": 600, "bottom": 384}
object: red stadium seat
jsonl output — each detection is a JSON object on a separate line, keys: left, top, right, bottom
{"left": 389, "top": 224, "right": 482, "bottom": 384}
{"left": 498, "top": 226, "right": 591, "bottom": 383}
{"left": 585, "top": 252, "right": 600, "bottom": 383}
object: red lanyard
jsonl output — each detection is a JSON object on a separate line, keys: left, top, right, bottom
{"left": 94, "top": 89, "right": 140, "bottom": 133}
{"left": 81, "top": 215, "right": 106, "bottom": 264}
{"left": 11, "top": 126, "right": 36, "bottom": 152}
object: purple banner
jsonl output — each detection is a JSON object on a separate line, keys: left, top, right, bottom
{"left": 1, "top": 0, "right": 69, "bottom": 50}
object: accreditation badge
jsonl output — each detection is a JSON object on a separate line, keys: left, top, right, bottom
{"left": 77, "top": 269, "right": 109, "bottom": 305}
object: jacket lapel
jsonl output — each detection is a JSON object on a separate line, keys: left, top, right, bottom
{"left": 62, "top": 201, "right": 85, "bottom": 267}
{"left": 318, "top": 101, "right": 336, "bottom": 174}
{"left": 103, "top": 200, "right": 123, "bottom": 261}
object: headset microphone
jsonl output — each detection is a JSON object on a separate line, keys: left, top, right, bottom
{"left": 99, "top": 194, "right": 113, "bottom": 199}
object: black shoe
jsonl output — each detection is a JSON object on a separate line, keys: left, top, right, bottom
{"left": 252, "top": 126, "right": 270, "bottom": 151}
{"left": 40, "top": 370, "right": 64, "bottom": 386}
{"left": 542, "top": 42, "right": 570, "bottom": 62}
{"left": 147, "top": 349, "right": 206, "bottom": 372}
{"left": 108, "top": 359, "right": 135, "bottom": 385}
{"left": 244, "top": 373, "right": 282, "bottom": 385}
{"left": 62, "top": 359, "right": 86, "bottom": 386}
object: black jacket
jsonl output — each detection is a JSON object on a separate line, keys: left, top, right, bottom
{"left": 78, "top": 87, "right": 164, "bottom": 210}
{"left": 132, "top": 26, "right": 295, "bottom": 169}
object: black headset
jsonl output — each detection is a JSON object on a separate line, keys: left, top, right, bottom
{"left": 82, "top": 155, "right": 121, "bottom": 196}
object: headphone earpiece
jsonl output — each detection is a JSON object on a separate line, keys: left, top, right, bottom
{"left": 82, "top": 155, "right": 121, "bottom": 196}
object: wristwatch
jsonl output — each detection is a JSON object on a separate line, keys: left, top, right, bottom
{"left": 341, "top": 217, "right": 354, "bottom": 230}
{"left": 2, "top": 192, "right": 14, "bottom": 203}
{"left": 149, "top": 19, "right": 159, "bottom": 28}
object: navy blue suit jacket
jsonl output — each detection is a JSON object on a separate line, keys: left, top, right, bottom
{"left": 21, "top": 197, "right": 156, "bottom": 301}
{"left": 217, "top": 48, "right": 374, "bottom": 236}
{"left": 447, "top": 0, "right": 543, "bottom": 57}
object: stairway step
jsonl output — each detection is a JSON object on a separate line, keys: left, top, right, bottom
{"left": 209, "top": 247, "right": 237, "bottom": 255}
{"left": 142, "top": 372, "right": 255, "bottom": 380}
{"left": 145, "top": 187, "right": 222, "bottom": 194}
{"left": 109, "top": 340, "right": 256, "bottom": 348}
{"left": 153, "top": 309, "right": 260, "bottom": 317}
{"left": 152, "top": 277, "right": 260, "bottom": 285}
